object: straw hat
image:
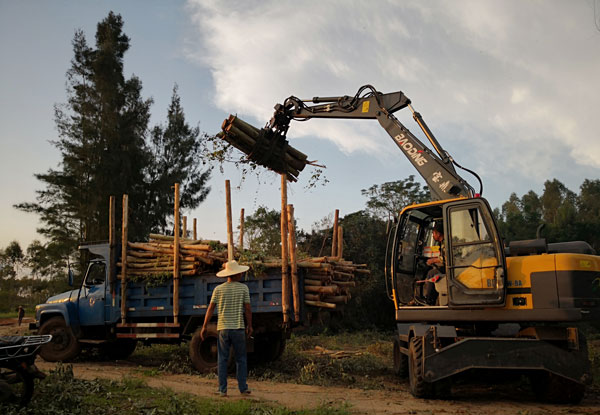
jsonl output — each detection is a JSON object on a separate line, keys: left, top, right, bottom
{"left": 216, "top": 260, "right": 250, "bottom": 277}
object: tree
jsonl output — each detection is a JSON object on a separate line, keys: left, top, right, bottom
{"left": 145, "top": 85, "right": 212, "bottom": 234}
{"left": 243, "top": 206, "right": 282, "bottom": 257}
{"left": 361, "top": 175, "right": 429, "bottom": 220}
{"left": 16, "top": 12, "right": 212, "bottom": 268}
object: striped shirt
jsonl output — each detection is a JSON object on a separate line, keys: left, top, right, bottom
{"left": 210, "top": 281, "right": 250, "bottom": 331}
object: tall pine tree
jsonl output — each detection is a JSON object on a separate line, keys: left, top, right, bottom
{"left": 146, "top": 85, "right": 211, "bottom": 234}
{"left": 17, "top": 12, "right": 211, "bottom": 262}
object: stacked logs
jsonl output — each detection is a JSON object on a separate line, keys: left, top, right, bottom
{"left": 299, "top": 257, "right": 369, "bottom": 310}
{"left": 218, "top": 115, "right": 309, "bottom": 182}
{"left": 119, "top": 234, "right": 228, "bottom": 277}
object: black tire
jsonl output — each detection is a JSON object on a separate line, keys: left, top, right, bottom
{"left": 393, "top": 337, "right": 409, "bottom": 378}
{"left": 530, "top": 372, "right": 585, "bottom": 404}
{"left": 0, "top": 366, "right": 35, "bottom": 406}
{"left": 101, "top": 340, "right": 137, "bottom": 360}
{"left": 189, "top": 327, "right": 234, "bottom": 373}
{"left": 408, "top": 336, "right": 434, "bottom": 398}
{"left": 38, "top": 316, "right": 80, "bottom": 362}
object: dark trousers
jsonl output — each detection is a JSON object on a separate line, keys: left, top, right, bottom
{"left": 217, "top": 329, "right": 248, "bottom": 393}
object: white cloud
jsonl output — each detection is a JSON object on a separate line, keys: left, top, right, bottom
{"left": 184, "top": 0, "right": 600, "bottom": 179}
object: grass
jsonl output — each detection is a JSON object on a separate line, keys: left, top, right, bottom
{"left": 0, "top": 364, "right": 351, "bottom": 415}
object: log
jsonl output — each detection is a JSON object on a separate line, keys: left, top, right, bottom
{"left": 332, "top": 280, "right": 356, "bottom": 288}
{"left": 297, "top": 261, "right": 331, "bottom": 269}
{"left": 304, "top": 293, "right": 322, "bottom": 302}
{"left": 280, "top": 175, "right": 290, "bottom": 324}
{"left": 332, "top": 271, "right": 354, "bottom": 279}
{"left": 304, "top": 285, "right": 339, "bottom": 295}
{"left": 225, "top": 180, "right": 234, "bottom": 261}
{"left": 173, "top": 183, "right": 181, "bottom": 325}
{"left": 305, "top": 300, "right": 336, "bottom": 309}
{"left": 322, "top": 295, "right": 349, "bottom": 304}
{"left": 121, "top": 194, "right": 129, "bottom": 323}
{"left": 304, "top": 279, "right": 324, "bottom": 286}
{"left": 331, "top": 210, "right": 339, "bottom": 258}
{"left": 287, "top": 204, "right": 301, "bottom": 323}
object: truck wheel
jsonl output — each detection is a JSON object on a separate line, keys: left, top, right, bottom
{"left": 408, "top": 337, "right": 434, "bottom": 398}
{"left": 101, "top": 340, "right": 137, "bottom": 360}
{"left": 393, "top": 338, "right": 408, "bottom": 378}
{"left": 38, "top": 316, "right": 80, "bottom": 362}
{"left": 530, "top": 372, "right": 585, "bottom": 404}
{"left": 189, "top": 327, "right": 234, "bottom": 373}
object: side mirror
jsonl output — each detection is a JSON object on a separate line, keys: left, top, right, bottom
{"left": 68, "top": 266, "right": 74, "bottom": 287}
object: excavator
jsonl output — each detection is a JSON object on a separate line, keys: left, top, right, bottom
{"left": 227, "top": 85, "right": 599, "bottom": 402}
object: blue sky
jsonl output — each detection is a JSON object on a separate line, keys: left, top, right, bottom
{"left": 1, "top": 0, "right": 600, "bottom": 249}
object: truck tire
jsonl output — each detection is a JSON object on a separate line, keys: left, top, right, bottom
{"left": 101, "top": 340, "right": 138, "bottom": 360}
{"left": 189, "top": 327, "right": 234, "bottom": 373}
{"left": 393, "top": 337, "right": 408, "bottom": 378}
{"left": 38, "top": 316, "right": 80, "bottom": 362}
{"left": 408, "top": 336, "right": 434, "bottom": 398}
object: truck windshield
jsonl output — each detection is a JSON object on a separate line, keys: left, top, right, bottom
{"left": 85, "top": 262, "right": 106, "bottom": 286}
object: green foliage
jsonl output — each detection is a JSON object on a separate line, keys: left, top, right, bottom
{"left": 145, "top": 85, "right": 212, "bottom": 235}
{"left": 244, "top": 206, "right": 282, "bottom": 257}
{"left": 361, "top": 175, "right": 429, "bottom": 220}
{"left": 15, "top": 12, "right": 212, "bottom": 278}
{"left": 495, "top": 178, "right": 600, "bottom": 251}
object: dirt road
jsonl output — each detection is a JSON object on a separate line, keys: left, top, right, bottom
{"left": 33, "top": 360, "right": 600, "bottom": 415}
{"left": 4, "top": 319, "right": 599, "bottom": 414}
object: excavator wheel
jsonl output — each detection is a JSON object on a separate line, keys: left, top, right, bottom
{"left": 408, "top": 336, "right": 434, "bottom": 398}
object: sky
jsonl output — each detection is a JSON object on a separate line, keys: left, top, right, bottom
{"left": 1, "top": 0, "right": 600, "bottom": 250}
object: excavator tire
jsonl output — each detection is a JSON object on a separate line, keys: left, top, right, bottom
{"left": 408, "top": 336, "right": 435, "bottom": 398}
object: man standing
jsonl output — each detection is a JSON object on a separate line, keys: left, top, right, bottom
{"left": 17, "top": 305, "right": 25, "bottom": 326}
{"left": 200, "top": 260, "right": 253, "bottom": 397}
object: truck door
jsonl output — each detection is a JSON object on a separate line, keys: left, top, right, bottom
{"left": 78, "top": 261, "right": 108, "bottom": 326}
{"left": 444, "top": 199, "right": 506, "bottom": 307}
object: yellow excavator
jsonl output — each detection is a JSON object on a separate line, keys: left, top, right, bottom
{"left": 227, "top": 85, "right": 599, "bottom": 402}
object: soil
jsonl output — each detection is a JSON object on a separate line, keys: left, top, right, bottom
{"left": 3, "top": 319, "right": 600, "bottom": 414}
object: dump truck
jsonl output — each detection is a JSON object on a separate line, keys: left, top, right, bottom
{"left": 30, "top": 241, "right": 290, "bottom": 371}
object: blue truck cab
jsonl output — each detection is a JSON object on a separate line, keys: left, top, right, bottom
{"left": 31, "top": 243, "right": 293, "bottom": 371}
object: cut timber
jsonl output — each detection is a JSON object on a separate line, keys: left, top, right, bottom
{"left": 304, "top": 285, "right": 339, "bottom": 295}
{"left": 305, "top": 300, "right": 336, "bottom": 309}
{"left": 219, "top": 114, "right": 311, "bottom": 181}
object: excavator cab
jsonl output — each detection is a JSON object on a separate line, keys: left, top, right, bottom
{"left": 388, "top": 197, "right": 507, "bottom": 309}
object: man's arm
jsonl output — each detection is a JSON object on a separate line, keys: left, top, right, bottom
{"left": 244, "top": 303, "right": 253, "bottom": 337}
{"left": 200, "top": 302, "right": 216, "bottom": 341}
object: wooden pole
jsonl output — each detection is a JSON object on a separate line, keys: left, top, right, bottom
{"left": 182, "top": 216, "right": 187, "bottom": 240}
{"left": 109, "top": 196, "right": 116, "bottom": 304}
{"left": 120, "top": 194, "right": 129, "bottom": 323}
{"left": 193, "top": 218, "right": 197, "bottom": 240}
{"left": 239, "top": 208, "right": 245, "bottom": 250}
{"left": 173, "top": 183, "right": 180, "bottom": 325}
{"left": 287, "top": 204, "right": 301, "bottom": 322}
{"left": 225, "top": 180, "right": 234, "bottom": 261}
{"left": 337, "top": 226, "right": 344, "bottom": 258}
{"left": 280, "top": 175, "right": 290, "bottom": 324}
{"left": 331, "top": 209, "right": 339, "bottom": 257}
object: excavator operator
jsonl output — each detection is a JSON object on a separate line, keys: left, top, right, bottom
{"left": 423, "top": 223, "right": 445, "bottom": 305}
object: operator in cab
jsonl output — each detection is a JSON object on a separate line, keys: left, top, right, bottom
{"left": 423, "top": 222, "right": 445, "bottom": 305}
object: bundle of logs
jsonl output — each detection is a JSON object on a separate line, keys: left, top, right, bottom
{"left": 217, "top": 115, "right": 310, "bottom": 182}
{"left": 119, "top": 234, "right": 228, "bottom": 277}
{"left": 118, "top": 233, "right": 369, "bottom": 311}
